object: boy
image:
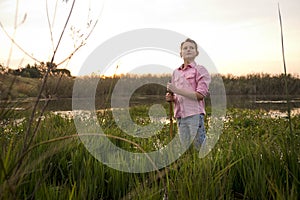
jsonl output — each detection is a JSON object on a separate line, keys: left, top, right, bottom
{"left": 166, "top": 38, "right": 211, "bottom": 150}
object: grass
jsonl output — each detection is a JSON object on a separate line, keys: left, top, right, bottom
{"left": 0, "top": 74, "right": 40, "bottom": 99}
{"left": 0, "top": 106, "right": 299, "bottom": 199}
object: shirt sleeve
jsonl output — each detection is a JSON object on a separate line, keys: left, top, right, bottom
{"left": 195, "top": 65, "right": 211, "bottom": 97}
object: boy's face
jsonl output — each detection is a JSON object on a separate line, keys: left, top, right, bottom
{"left": 180, "top": 41, "right": 198, "bottom": 60}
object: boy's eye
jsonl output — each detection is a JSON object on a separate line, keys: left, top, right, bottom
{"left": 183, "top": 46, "right": 194, "bottom": 50}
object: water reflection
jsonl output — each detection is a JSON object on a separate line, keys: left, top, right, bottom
{"left": 2, "top": 95, "right": 300, "bottom": 116}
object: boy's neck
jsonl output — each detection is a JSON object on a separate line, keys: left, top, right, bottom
{"left": 183, "top": 59, "right": 195, "bottom": 68}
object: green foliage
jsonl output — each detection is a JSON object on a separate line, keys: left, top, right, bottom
{"left": 2, "top": 72, "right": 300, "bottom": 101}
{"left": 1, "top": 107, "right": 299, "bottom": 199}
{"left": 222, "top": 73, "right": 300, "bottom": 98}
{"left": 8, "top": 63, "right": 72, "bottom": 79}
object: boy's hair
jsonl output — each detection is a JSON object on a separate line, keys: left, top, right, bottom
{"left": 180, "top": 38, "right": 198, "bottom": 51}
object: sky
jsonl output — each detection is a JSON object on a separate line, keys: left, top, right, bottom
{"left": 0, "top": 0, "right": 299, "bottom": 76}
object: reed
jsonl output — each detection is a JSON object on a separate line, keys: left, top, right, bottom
{"left": 278, "top": 3, "right": 293, "bottom": 135}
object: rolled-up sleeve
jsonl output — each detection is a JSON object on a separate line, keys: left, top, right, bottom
{"left": 195, "top": 66, "right": 211, "bottom": 97}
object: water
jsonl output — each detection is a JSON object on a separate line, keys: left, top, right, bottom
{"left": 48, "top": 95, "right": 300, "bottom": 121}
{"left": 2, "top": 95, "right": 300, "bottom": 118}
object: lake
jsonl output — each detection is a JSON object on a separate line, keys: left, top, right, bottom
{"left": 5, "top": 95, "right": 299, "bottom": 118}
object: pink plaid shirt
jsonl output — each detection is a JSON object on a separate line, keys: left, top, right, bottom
{"left": 172, "top": 61, "right": 211, "bottom": 118}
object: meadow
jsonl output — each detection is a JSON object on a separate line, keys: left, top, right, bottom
{"left": 0, "top": 101, "right": 299, "bottom": 199}
{"left": 1, "top": 1, "right": 299, "bottom": 199}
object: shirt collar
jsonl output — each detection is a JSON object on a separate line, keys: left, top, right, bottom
{"left": 178, "top": 61, "right": 196, "bottom": 70}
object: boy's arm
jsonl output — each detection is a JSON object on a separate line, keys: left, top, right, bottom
{"left": 167, "top": 83, "right": 204, "bottom": 101}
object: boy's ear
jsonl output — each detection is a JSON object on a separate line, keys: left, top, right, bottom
{"left": 196, "top": 51, "right": 199, "bottom": 56}
{"left": 180, "top": 52, "right": 182, "bottom": 57}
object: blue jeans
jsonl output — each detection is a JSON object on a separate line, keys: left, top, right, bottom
{"left": 177, "top": 114, "right": 206, "bottom": 150}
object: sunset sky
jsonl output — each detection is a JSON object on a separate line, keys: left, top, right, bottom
{"left": 0, "top": 0, "right": 299, "bottom": 76}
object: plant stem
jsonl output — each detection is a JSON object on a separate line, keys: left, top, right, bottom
{"left": 278, "top": 3, "right": 293, "bottom": 134}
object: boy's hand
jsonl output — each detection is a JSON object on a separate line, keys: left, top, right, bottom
{"left": 165, "top": 92, "right": 174, "bottom": 102}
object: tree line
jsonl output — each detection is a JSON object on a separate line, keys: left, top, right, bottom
{"left": 47, "top": 73, "right": 300, "bottom": 99}
{"left": 0, "top": 63, "right": 72, "bottom": 78}
{"left": 222, "top": 73, "right": 300, "bottom": 97}
{"left": 1, "top": 65, "right": 300, "bottom": 100}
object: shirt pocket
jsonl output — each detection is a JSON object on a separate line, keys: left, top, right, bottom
{"left": 184, "top": 73, "right": 196, "bottom": 89}
{"left": 185, "top": 74, "right": 195, "bottom": 80}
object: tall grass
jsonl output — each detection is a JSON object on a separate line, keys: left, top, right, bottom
{"left": 133, "top": 108, "right": 299, "bottom": 199}
{"left": 1, "top": 107, "right": 299, "bottom": 199}
{"left": 0, "top": 0, "right": 101, "bottom": 198}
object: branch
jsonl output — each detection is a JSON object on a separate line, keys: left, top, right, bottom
{"left": 56, "top": 0, "right": 105, "bottom": 66}
{"left": 46, "top": 0, "right": 55, "bottom": 52}
{"left": 56, "top": 19, "right": 98, "bottom": 66}
{"left": 22, "top": 0, "right": 77, "bottom": 153}
{"left": 0, "top": 21, "right": 41, "bottom": 64}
